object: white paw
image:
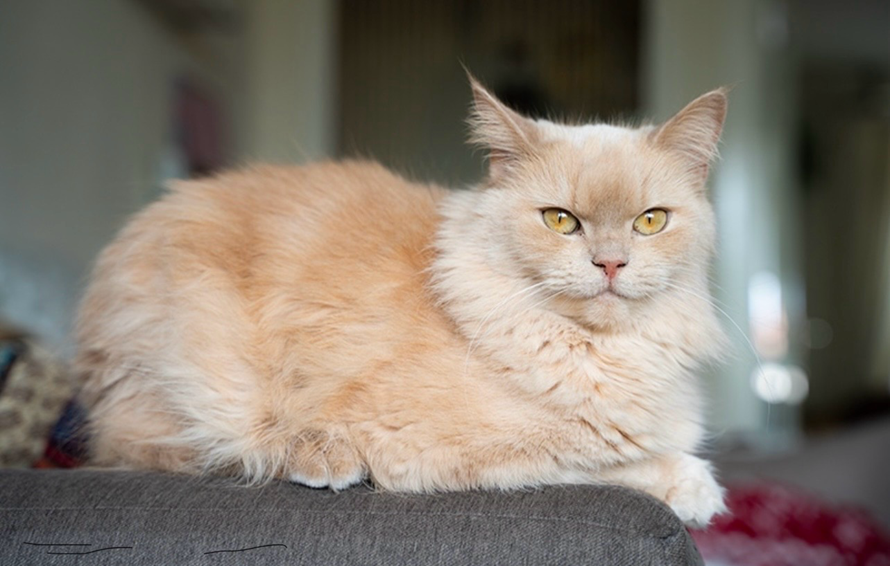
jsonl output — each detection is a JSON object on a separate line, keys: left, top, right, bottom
{"left": 286, "top": 429, "right": 367, "bottom": 491}
{"left": 288, "top": 471, "right": 330, "bottom": 489}
{"left": 288, "top": 467, "right": 366, "bottom": 491}
{"left": 329, "top": 468, "right": 367, "bottom": 491}
{"left": 666, "top": 455, "right": 726, "bottom": 528}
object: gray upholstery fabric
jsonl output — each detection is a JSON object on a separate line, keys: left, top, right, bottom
{"left": 1, "top": 469, "right": 703, "bottom": 565}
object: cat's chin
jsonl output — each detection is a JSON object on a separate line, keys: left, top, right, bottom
{"left": 587, "top": 292, "right": 633, "bottom": 327}
{"left": 550, "top": 291, "right": 635, "bottom": 330}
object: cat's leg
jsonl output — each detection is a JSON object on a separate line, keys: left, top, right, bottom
{"left": 599, "top": 452, "right": 726, "bottom": 528}
{"left": 285, "top": 428, "right": 367, "bottom": 491}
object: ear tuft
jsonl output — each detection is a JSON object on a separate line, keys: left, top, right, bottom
{"left": 651, "top": 88, "right": 728, "bottom": 186}
{"left": 466, "top": 73, "right": 537, "bottom": 178}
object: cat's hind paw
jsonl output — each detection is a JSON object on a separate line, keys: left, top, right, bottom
{"left": 288, "top": 468, "right": 365, "bottom": 491}
{"left": 286, "top": 429, "right": 367, "bottom": 491}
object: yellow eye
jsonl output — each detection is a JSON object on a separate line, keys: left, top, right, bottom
{"left": 633, "top": 209, "right": 669, "bottom": 235}
{"left": 542, "top": 208, "right": 580, "bottom": 235}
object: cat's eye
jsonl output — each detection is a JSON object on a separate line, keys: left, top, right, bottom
{"left": 542, "top": 208, "right": 580, "bottom": 235}
{"left": 633, "top": 209, "right": 669, "bottom": 235}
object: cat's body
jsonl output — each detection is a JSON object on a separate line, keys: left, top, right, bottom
{"left": 76, "top": 79, "right": 729, "bottom": 526}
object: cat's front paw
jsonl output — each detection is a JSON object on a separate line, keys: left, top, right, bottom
{"left": 665, "top": 454, "right": 726, "bottom": 528}
{"left": 286, "top": 429, "right": 367, "bottom": 491}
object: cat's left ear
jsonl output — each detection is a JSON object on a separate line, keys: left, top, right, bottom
{"left": 467, "top": 74, "right": 539, "bottom": 180}
{"left": 650, "top": 88, "right": 728, "bottom": 188}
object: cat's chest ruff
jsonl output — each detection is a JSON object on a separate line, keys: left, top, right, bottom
{"left": 541, "top": 333, "right": 701, "bottom": 450}
{"left": 510, "top": 327, "right": 695, "bottom": 406}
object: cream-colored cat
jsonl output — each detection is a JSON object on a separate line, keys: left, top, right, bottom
{"left": 75, "top": 78, "right": 728, "bottom": 527}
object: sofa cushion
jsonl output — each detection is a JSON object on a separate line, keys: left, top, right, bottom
{"left": 1, "top": 469, "right": 703, "bottom": 565}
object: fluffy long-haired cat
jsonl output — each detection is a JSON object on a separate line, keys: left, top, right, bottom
{"left": 75, "top": 77, "right": 729, "bottom": 526}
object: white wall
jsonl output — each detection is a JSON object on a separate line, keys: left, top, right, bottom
{"left": 0, "top": 0, "right": 244, "bottom": 352}
{"left": 242, "top": 0, "right": 338, "bottom": 163}
{"left": 642, "top": 0, "right": 803, "bottom": 443}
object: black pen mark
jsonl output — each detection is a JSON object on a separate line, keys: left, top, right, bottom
{"left": 204, "top": 544, "right": 288, "bottom": 555}
{"left": 23, "top": 542, "right": 91, "bottom": 547}
{"left": 46, "top": 546, "right": 134, "bottom": 555}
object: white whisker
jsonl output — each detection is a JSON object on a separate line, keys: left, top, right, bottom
{"left": 471, "top": 288, "right": 568, "bottom": 355}
{"left": 463, "top": 281, "right": 550, "bottom": 373}
{"left": 661, "top": 281, "right": 772, "bottom": 429}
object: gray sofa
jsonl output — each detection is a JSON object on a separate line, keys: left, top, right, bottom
{"left": 1, "top": 469, "right": 703, "bottom": 565}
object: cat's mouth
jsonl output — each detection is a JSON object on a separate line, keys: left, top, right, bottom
{"left": 593, "top": 287, "right": 627, "bottom": 300}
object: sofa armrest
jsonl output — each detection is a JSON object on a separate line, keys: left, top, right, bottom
{"left": 1, "top": 469, "right": 702, "bottom": 565}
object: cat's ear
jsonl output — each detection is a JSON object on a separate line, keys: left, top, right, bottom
{"left": 650, "top": 88, "right": 728, "bottom": 187}
{"left": 467, "top": 75, "right": 538, "bottom": 180}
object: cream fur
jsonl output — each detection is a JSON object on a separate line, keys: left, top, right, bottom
{"left": 75, "top": 82, "right": 729, "bottom": 527}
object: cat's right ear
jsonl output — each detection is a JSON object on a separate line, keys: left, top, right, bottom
{"left": 467, "top": 75, "right": 538, "bottom": 180}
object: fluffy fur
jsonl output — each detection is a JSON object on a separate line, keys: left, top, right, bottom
{"left": 75, "top": 79, "right": 729, "bottom": 526}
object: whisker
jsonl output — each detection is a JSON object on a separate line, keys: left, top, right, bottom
{"left": 655, "top": 275, "right": 733, "bottom": 311}
{"left": 471, "top": 287, "right": 569, "bottom": 353}
{"left": 660, "top": 265, "right": 731, "bottom": 299}
{"left": 661, "top": 281, "right": 772, "bottom": 430}
{"left": 463, "top": 281, "right": 550, "bottom": 373}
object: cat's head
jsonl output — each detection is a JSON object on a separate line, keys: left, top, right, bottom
{"left": 465, "top": 77, "right": 727, "bottom": 330}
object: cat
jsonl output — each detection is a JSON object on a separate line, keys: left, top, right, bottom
{"left": 75, "top": 76, "right": 729, "bottom": 527}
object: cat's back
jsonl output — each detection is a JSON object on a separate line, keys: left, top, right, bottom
{"left": 77, "top": 160, "right": 448, "bottom": 369}
{"left": 152, "top": 160, "right": 445, "bottom": 257}
{"left": 91, "top": 159, "right": 445, "bottom": 283}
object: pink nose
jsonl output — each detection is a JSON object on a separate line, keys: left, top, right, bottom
{"left": 593, "top": 259, "right": 627, "bottom": 280}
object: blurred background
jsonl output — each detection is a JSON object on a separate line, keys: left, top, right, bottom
{"left": 0, "top": 0, "right": 888, "bottom": 557}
